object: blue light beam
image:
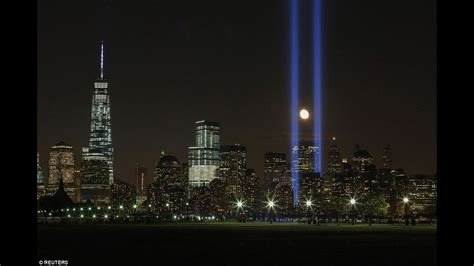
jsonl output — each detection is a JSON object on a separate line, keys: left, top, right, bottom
{"left": 313, "top": 0, "right": 322, "bottom": 174}
{"left": 290, "top": 0, "right": 300, "bottom": 206}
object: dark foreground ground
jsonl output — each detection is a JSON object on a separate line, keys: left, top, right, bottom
{"left": 38, "top": 223, "right": 436, "bottom": 266}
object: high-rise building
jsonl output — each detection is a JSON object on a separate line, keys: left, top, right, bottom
{"left": 292, "top": 141, "right": 317, "bottom": 174}
{"left": 242, "top": 168, "right": 259, "bottom": 214}
{"left": 326, "top": 137, "right": 342, "bottom": 198}
{"left": 135, "top": 164, "right": 148, "bottom": 195}
{"left": 110, "top": 179, "right": 137, "bottom": 208}
{"left": 135, "top": 163, "right": 148, "bottom": 205}
{"left": 48, "top": 142, "right": 75, "bottom": 185}
{"left": 264, "top": 152, "right": 289, "bottom": 187}
{"left": 154, "top": 154, "right": 186, "bottom": 215}
{"left": 37, "top": 152, "right": 45, "bottom": 184}
{"left": 80, "top": 149, "right": 110, "bottom": 203}
{"left": 181, "top": 163, "right": 189, "bottom": 188}
{"left": 155, "top": 154, "right": 183, "bottom": 186}
{"left": 351, "top": 145, "right": 377, "bottom": 197}
{"left": 292, "top": 140, "right": 319, "bottom": 205}
{"left": 73, "top": 168, "right": 81, "bottom": 202}
{"left": 84, "top": 41, "right": 114, "bottom": 185}
{"left": 274, "top": 182, "right": 294, "bottom": 217}
{"left": 219, "top": 144, "right": 246, "bottom": 197}
{"left": 327, "top": 137, "right": 342, "bottom": 174}
{"left": 47, "top": 142, "right": 79, "bottom": 201}
{"left": 332, "top": 158, "right": 353, "bottom": 199}
{"left": 188, "top": 120, "right": 220, "bottom": 187}
{"left": 382, "top": 144, "right": 392, "bottom": 170}
{"left": 407, "top": 174, "right": 437, "bottom": 218}
{"left": 37, "top": 152, "right": 45, "bottom": 199}
{"left": 298, "top": 172, "right": 324, "bottom": 209}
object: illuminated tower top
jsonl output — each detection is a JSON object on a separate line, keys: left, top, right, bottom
{"left": 100, "top": 41, "right": 104, "bottom": 80}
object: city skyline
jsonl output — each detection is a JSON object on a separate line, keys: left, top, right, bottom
{"left": 38, "top": 0, "right": 436, "bottom": 185}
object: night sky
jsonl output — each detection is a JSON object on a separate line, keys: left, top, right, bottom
{"left": 37, "top": 0, "right": 436, "bottom": 185}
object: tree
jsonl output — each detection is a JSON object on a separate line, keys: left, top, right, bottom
{"left": 360, "top": 195, "right": 388, "bottom": 225}
{"left": 327, "top": 196, "right": 348, "bottom": 225}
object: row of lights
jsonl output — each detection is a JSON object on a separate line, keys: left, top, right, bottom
{"left": 234, "top": 196, "right": 410, "bottom": 211}
{"left": 39, "top": 198, "right": 411, "bottom": 216}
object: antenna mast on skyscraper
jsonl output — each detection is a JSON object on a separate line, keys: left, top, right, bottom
{"left": 100, "top": 41, "right": 104, "bottom": 80}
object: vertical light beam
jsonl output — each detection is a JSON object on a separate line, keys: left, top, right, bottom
{"left": 313, "top": 0, "right": 322, "bottom": 173}
{"left": 100, "top": 41, "right": 104, "bottom": 80}
{"left": 290, "top": 0, "right": 300, "bottom": 206}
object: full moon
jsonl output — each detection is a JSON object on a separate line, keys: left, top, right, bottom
{"left": 299, "top": 109, "right": 309, "bottom": 120}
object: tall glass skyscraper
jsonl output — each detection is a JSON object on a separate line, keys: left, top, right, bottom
{"left": 188, "top": 120, "right": 220, "bottom": 187}
{"left": 84, "top": 41, "right": 114, "bottom": 185}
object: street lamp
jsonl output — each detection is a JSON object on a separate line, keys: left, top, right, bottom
{"left": 403, "top": 197, "right": 409, "bottom": 226}
{"left": 266, "top": 199, "right": 276, "bottom": 224}
{"left": 166, "top": 203, "right": 170, "bottom": 221}
{"left": 350, "top": 198, "right": 356, "bottom": 225}
{"left": 305, "top": 199, "right": 313, "bottom": 224}
{"left": 185, "top": 202, "right": 189, "bottom": 220}
{"left": 132, "top": 204, "right": 137, "bottom": 222}
{"left": 235, "top": 200, "right": 245, "bottom": 222}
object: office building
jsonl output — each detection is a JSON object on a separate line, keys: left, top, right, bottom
{"left": 188, "top": 120, "right": 220, "bottom": 187}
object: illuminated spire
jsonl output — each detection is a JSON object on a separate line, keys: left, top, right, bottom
{"left": 100, "top": 41, "right": 104, "bottom": 80}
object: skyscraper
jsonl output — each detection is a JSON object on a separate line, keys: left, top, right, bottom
{"left": 188, "top": 120, "right": 220, "bottom": 187}
{"left": 299, "top": 172, "right": 324, "bottom": 210}
{"left": 292, "top": 141, "right": 317, "bottom": 174}
{"left": 135, "top": 163, "right": 148, "bottom": 195}
{"left": 351, "top": 145, "right": 377, "bottom": 197}
{"left": 84, "top": 41, "right": 114, "bottom": 185}
{"left": 326, "top": 137, "right": 342, "bottom": 199}
{"left": 47, "top": 142, "right": 79, "bottom": 202}
{"left": 153, "top": 154, "right": 186, "bottom": 216}
{"left": 37, "top": 152, "right": 45, "bottom": 200}
{"left": 80, "top": 149, "right": 110, "bottom": 203}
{"left": 155, "top": 154, "right": 183, "bottom": 186}
{"left": 408, "top": 174, "right": 437, "bottom": 218}
{"left": 382, "top": 144, "right": 392, "bottom": 170}
{"left": 135, "top": 163, "right": 148, "bottom": 205}
{"left": 242, "top": 169, "right": 259, "bottom": 215}
{"left": 37, "top": 152, "right": 45, "bottom": 184}
{"left": 110, "top": 179, "right": 137, "bottom": 208}
{"left": 264, "top": 152, "right": 290, "bottom": 187}
{"left": 327, "top": 137, "right": 342, "bottom": 174}
{"left": 292, "top": 140, "right": 319, "bottom": 205}
{"left": 219, "top": 144, "right": 247, "bottom": 197}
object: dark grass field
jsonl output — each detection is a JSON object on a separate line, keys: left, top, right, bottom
{"left": 38, "top": 223, "right": 436, "bottom": 266}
